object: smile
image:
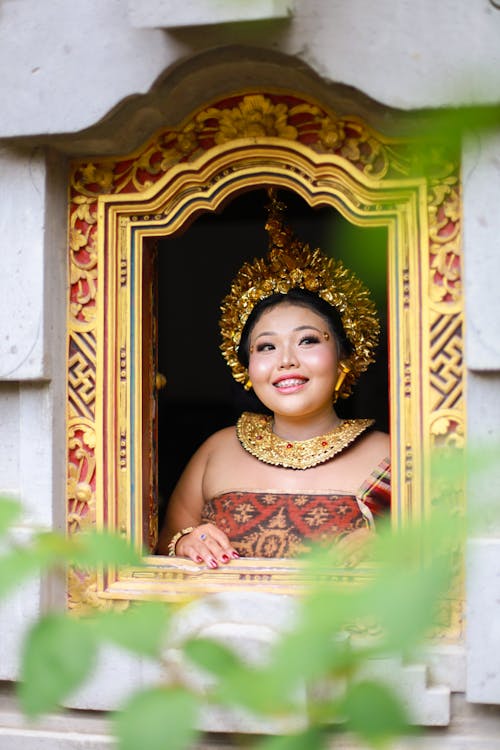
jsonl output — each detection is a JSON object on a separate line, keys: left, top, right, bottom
{"left": 273, "top": 376, "right": 308, "bottom": 390}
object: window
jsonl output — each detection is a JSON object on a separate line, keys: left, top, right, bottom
{"left": 67, "top": 92, "right": 463, "bottom": 639}
{"left": 155, "top": 190, "right": 389, "bottom": 525}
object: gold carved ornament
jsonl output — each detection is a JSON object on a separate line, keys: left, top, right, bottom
{"left": 67, "top": 91, "right": 463, "bottom": 629}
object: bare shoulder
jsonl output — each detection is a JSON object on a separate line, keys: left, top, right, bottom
{"left": 363, "top": 429, "right": 390, "bottom": 454}
{"left": 347, "top": 428, "right": 390, "bottom": 468}
{"left": 183, "top": 425, "right": 239, "bottom": 472}
{"left": 201, "top": 425, "right": 238, "bottom": 455}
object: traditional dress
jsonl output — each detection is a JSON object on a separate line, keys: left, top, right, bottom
{"left": 201, "top": 458, "right": 390, "bottom": 558}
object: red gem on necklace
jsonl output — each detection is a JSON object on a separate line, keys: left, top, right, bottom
{"left": 286, "top": 443, "right": 293, "bottom": 449}
{"left": 321, "top": 441, "right": 328, "bottom": 447}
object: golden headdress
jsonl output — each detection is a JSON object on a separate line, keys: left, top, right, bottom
{"left": 219, "top": 189, "right": 380, "bottom": 398}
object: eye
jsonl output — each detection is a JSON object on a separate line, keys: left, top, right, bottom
{"left": 255, "top": 342, "right": 275, "bottom": 352}
{"left": 299, "top": 334, "right": 321, "bottom": 345}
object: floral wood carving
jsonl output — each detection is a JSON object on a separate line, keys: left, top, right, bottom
{"left": 67, "top": 91, "right": 463, "bottom": 631}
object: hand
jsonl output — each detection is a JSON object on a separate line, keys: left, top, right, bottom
{"left": 334, "top": 527, "right": 374, "bottom": 567}
{"left": 175, "top": 523, "right": 239, "bottom": 568}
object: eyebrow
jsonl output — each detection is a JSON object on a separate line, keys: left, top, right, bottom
{"left": 253, "top": 325, "right": 323, "bottom": 341}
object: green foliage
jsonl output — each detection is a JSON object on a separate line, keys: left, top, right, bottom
{"left": 19, "top": 613, "right": 97, "bottom": 717}
{"left": 256, "top": 728, "right": 325, "bottom": 750}
{"left": 17, "top": 602, "right": 171, "bottom": 717}
{"left": 68, "top": 530, "right": 143, "bottom": 568}
{"left": 113, "top": 687, "right": 199, "bottom": 750}
{"left": 91, "top": 602, "right": 171, "bottom": 659}
{"left": 340, "top": 680, "right": 412, "bottom": 748}
{"left": 0, "top": 496, "right": 140, "bottom": 600}
{"left": 0, "top": 491, "right": 460, "bottom": 749}
{"left": 0, "top": 496, "right": 21, "bottom": 535}
{"left": 184, "top": 636, "right": 244, "bottom": 678}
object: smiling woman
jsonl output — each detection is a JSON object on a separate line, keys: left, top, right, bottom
{"left": 156, "top": 189, "right": 390, "bottom": 565}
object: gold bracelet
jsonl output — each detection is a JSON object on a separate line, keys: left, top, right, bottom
{"left": 167, "top": 527, "right": 195, "bottom": 557}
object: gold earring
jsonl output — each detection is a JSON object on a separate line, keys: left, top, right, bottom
{"left": 333, "top": 361, "right": 351, "bottom": 401}
{"left": 323, "top": 331, "right": 330, "bottom": 341}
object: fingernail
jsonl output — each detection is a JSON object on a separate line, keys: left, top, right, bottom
{"left": 209, "top": 558, "right": 218, "bottom": 569}
{"left": 195, "top": 556, "right": 203, "bottom": 563}
{"left": 221, "top": 554, "right": 229, "bottom": 563}
{"left": 231, "top": 551, "right": 240, "bottom": 559}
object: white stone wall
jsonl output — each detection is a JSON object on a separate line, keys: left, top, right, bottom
{"left": 0, "top": 147, "right": 68, "bottom": 680}
{"left": 461, "top": 129, "right": 500, "bottom": 704}
{"left": 1, "top": 0, "right": 500, "bottom": 138}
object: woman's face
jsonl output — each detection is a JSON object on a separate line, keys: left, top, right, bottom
{"left": 247, "top": 302, "right": 339, "bottom": 421}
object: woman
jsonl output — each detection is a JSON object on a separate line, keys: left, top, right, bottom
{"left": 157, "top": 190, "right": 390, "bottom": 566}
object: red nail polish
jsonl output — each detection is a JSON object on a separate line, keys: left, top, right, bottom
{"left": 231, "top": 551, "right": 240, "bottom": 559}
{"left": 195, "top": 556, "right": 203, "bottom": 563}
{"left": 221, "top": 554, "right": 229, "bottom": 563}
{"left": 209, "top": 558, "right": 218, "bottom": 569}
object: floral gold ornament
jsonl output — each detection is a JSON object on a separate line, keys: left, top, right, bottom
{"left": 66, "top": 88, "right": 464, "bottom": 638}
{"left": 236, "top": 412, "right": 375, "bottom": 470}
{"left": 219, "top": 188, "right": 380, "bottom": 397}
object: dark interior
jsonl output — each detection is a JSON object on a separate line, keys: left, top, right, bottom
{"left": 155, "top": 188, "right": 389, "bottom": 524}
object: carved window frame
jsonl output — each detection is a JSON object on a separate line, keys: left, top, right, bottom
{"left": 67, "top": 92, "right": 463, "bottom": 637}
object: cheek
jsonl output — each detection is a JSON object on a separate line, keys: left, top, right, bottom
{"left": 248, "top": 356, "right": 271, "bottom": 382}
{"left": 305, "top": 347, "right": 337, "bottom": 374}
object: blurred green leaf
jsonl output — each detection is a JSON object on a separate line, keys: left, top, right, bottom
{"left": 34, "top": 532, "right": 77, "bottom": 559}
{"left": 18, "top": 613, "right": 97, "bottom": 717}
{"left": 215, "top": 664, "right": 299, "bottom": 716}
{"left": 0, "top": 497, "right": 22, "bottom": 536}
{"left": 269, "top": 620, "right": 357, "bottom": 687}
{"left": 114, "top": 687, "right": 198, "bottom": 750}
{"left": 360, "top": 558, "right": 451, "bottom": 651}
{"left": 93, "top": 602, "right": 171, "bottom": 658}
{"left": 69, "top": 531, "right": 142, "bottom": 567}
{"left": 256, "top": 727, "right": 325, "bottom": 750}
{"left": 0, "top": 548, "right": 44, "bottom": 599}
{"left": 184, "top": 636, "right": 243, "bottom": 677}
{"left": 340, "top": 680, "right": 412, "bottom": 747}
{"left": 183, "top": 637, "right": 299, "bottom": 716}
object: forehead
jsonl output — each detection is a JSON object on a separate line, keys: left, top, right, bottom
{"left": 250, "top": 302, "right": 329, "bottom": 335}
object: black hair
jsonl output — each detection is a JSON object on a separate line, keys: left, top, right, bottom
{"left": 237, "top": 287, "right": 353, "bottom": 368}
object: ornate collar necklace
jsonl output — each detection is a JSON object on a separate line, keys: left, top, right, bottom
{"left": 236, "top": 412, "right": 375, "bottom": 470}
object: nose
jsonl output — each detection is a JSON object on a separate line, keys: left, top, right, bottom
{"left": 279, "top": 343, "right": 298, "bottom": 369}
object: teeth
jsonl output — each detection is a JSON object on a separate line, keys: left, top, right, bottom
{"left": 275, "top": 378, "right": 306, "bottom": 388}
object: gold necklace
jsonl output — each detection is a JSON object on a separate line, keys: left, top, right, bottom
{"left": 236, "top": 412, "right": 375, "bottom": 470}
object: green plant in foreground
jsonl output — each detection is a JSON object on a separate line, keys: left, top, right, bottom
{"left": 0, "top": 491, "right": 461, "bottom": 750}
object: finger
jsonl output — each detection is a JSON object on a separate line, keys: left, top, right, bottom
{"left": 202, "top": 535, "right": 233, "bottom": 565}
{"left": 175, "top": 534, "right": 205, "bottom": 564}
{"left": 177, "top": 531, "right": 225, "bottom": 568}
{"left": 177, "top": 525, "right": 239, "bottom": 567}
{"left": 204, "top": 527, "right": 239, "bottom": 561}
{"left": 196, "top": 524, "right": 239, "bottom": 561}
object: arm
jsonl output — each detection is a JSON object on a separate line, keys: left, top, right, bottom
{"left": 156, "top": 433, "right": 239, "bottom": 566}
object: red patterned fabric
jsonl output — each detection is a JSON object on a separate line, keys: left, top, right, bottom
{"left": 200, "top": 459, "right": 391, "bottom": 558}
{"left": 359, "top": 457, "right": 391, "bottom": 518}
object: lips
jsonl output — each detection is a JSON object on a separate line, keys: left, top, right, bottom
{"left": 273, "top": 376, "right": 309, "bottom": 390}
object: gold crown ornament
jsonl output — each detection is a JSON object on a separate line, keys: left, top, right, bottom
{"left": 219, "top": 188, "right": 380, "bottom": 397}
